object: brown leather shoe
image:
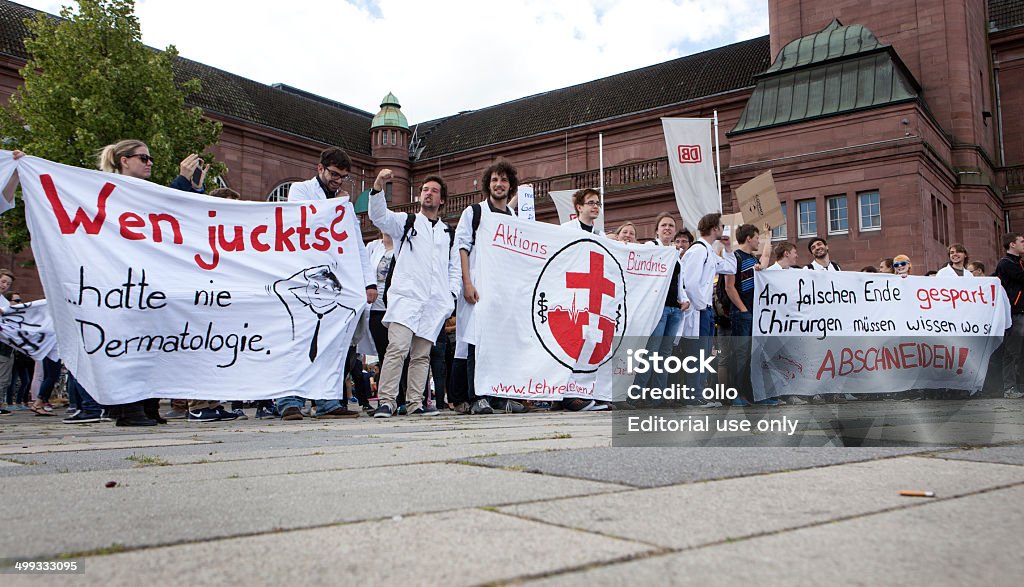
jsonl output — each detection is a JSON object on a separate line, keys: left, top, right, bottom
{"left": 280, "top": 406, "right": 303, "bottom": 421}
{"left": 317, "top": 407, "right": 359, "bottom": 419}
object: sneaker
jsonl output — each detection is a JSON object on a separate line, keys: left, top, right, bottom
{"left": 255, "top": 406, "right": 277, "bottom": 419}
{"left": 470, "top": 398, "right": 493, "bottom": 415}
{"left": 280, "top": 406, "right": 303, "bottom": 421}
{"left": 583, "top": 401, "right": 610, "bottom": 411}
{"left": 1004, "top": 389, "right": 1024, "bottom": 399}
{"left": 0, "top": 408, "right": 11, "bottom": 416}
{"left": 214, "top": 407, "right": 241, "bottom": 421}
{"left": 8, "top": 404, "right": 25, "bottom": 411}
{"left": 685, "top": 399, "right": 722, "bottom": 408}
{"left": 396, "top": 404, "right": 408, "bottom": 416}
{"left": 318, "top": 407, "right": 360, "bottom": 419}
{"left": 187, "top": 408, "right": 223, "bottom": 422}
{"left": 785, "top": 396, "right": 808, "bottom": 405}
{"left": 63, "top": 410, "right": 103, "bottom": 424}
{"left": 754, "top": 398, "right": 781, "bottom": 406}
{"left": 809, "top": 395, "right": 827, "bottom": 405}
{"left": 563, "top": 398, "right": 595, "bottom": 412}
{"left": 502, "top": 399, "right": 528, "bottom": 414}
{"left": 373, "top": 404, "right": 393, "bottom": 419}
{"left": 733, "top": 398, "right": 751, "bottom": 407}
{"left": 842, "top": 393, "right": 858, "bottom": 402}
{"left": 163, "top": 409, "right": 187, "bottom": 420}
{"left": 410, "top": 406, "right": 440, "bottom": 416}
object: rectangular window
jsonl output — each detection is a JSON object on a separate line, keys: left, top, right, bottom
{"left": 827, "top": 195, "right": 848, "bottom": 234}
{"left": 772, "top": 202, "right": 788, "bottom": 241}
{"left": 798, "top": 199, "right": 817, "bottom": 238}
{"left": 858, "top": 191, "right": 881, "bottom": 231}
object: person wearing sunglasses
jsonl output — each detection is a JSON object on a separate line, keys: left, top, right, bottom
{"left": 96, "top": 140, "right": 234, "bottom": 425}
{"left": 892, "top": 255, "right": 912, "bottom": 278}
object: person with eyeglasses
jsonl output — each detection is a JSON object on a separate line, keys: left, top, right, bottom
{"left": 561, "top": 188, "right": 604, "bottom": 235}
{"left": 274, "top": 147, "right": 377, "bottom": 420}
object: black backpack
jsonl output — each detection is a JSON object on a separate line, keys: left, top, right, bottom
{"left": 381, "top": 213, "right": 455, "bottom": 307}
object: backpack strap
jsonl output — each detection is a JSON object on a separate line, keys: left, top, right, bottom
{"left": 471, "top": 203, "right": 482, "bottom": 246}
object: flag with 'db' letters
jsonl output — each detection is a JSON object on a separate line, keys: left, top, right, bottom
{"left": 661, "top": 118, "right": 719, "bottom": 231}
{"left": 14, "top": 153, "right": 366, "bottom": 404}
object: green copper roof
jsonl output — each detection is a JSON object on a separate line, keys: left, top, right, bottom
{"left": 731, "top": 20, "right": 920, "bottom": 135}
{"left": 370, "top": 92, "right": 409, "bottom": 129}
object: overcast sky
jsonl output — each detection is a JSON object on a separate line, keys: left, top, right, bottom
{"left": 17, "top": 0, "right": 769, "bottom": 124}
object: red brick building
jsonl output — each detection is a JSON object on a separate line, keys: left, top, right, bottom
{"left": 1, "top": 0, "right": 1023, "bottom": 297}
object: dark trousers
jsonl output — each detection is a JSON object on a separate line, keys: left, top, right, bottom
{"left": 6, "top": 355, "right": 33, "bottom": 405}
{"left": 37, "top": 358, "right": 61, "bottom": 403}
{"left": 427, "top": 330, "right": 448, "bottom": 406}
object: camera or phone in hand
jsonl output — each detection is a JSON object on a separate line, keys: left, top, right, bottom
{"left": 192, "top": 159, "right": 204, "bottom": 186}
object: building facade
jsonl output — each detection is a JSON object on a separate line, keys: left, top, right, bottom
{"left": 0, "top": 0, "right": 1022, "bottom": 297}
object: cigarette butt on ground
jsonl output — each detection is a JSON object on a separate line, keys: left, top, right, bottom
{"left": 899, "top": 490, "right": 936, "bottom": 498}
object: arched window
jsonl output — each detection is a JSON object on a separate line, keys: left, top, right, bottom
{"left": 267, "top": 181, "right": 293, "bottom": 202}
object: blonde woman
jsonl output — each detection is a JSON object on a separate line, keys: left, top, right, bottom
{"left": 893, "top": 254, "right": 912, "bottom": 278}
{"left": 614, "top": 221, "right": 637, "bottom": 244}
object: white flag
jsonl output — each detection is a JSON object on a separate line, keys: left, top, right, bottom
{"left": 661, "top": 118, "right": 719, "bottom": 231}
{"left": 0, "top": 150, "right": 16, "bottom": 214}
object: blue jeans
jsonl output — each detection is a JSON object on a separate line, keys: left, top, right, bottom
{"left": 68, "top": 372, "right": 102, "bottom": 415}
{"left": 694, "top": 307, "right": 717, "bottom": 393}
{"left": 634, "top": 306, "right": 683, "bottom": 391}
{"left": 276, "top": 396, "right": 342, "bottom": 415}
{"left": 730, "top": 310, "right": 753, "bottom": 397}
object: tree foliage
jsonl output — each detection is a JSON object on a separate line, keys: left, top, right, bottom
{"left": 0, "top": 0, "right": 222, "bottom": 252}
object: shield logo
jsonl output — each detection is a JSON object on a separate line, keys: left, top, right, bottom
{"left": 532, "top": 239, "right": 627, "bottom": 372}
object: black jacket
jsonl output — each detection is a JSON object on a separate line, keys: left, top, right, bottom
{"left": 995, "top": 253, "right": 1024, "bottom": 314}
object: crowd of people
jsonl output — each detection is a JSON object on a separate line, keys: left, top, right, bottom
{"left": 1, "top": 142, "right": 1022, "bottom": 423}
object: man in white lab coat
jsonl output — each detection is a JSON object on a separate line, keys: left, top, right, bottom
{"left": 369, "top": 169, "right": 461, "bottom": 418}
{"left": 277, "top": 147, "right": 376, "bottom": 420}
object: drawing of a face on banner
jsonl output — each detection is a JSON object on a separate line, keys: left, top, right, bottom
{"left": 272, "top": 265, "right": 357, "bottom": 362}
{"left": 532, "top": 239, "right": 627, "bottom": 373}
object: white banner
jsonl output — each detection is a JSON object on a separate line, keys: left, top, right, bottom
{"left": 752, "top": 270, "right": 1010, "bottom": 399}
{"left": 0, "top": 299, "right": 59, "bottom": 361}
{"left": 17, "top": 154, "right": 366, "bottom": 404}
{"left": 549, "top": 189, "right": 605, "bottom": 232}
{"left": 472, "top": 214, "right": 676, "bottom": 401}
{"left": 518, "top": 184, "right": 536, "bottom": 222}
{"left": 661, "top": 118, "right": 719, "bottom": 231}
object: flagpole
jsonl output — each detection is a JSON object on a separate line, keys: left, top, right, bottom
{"left": 713, "top": 110, "right": 722, "bottom": 207}
{"left": 599, "top": 133, "right": 605, "bottom": 230}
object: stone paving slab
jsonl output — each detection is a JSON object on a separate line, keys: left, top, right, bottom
{"left": 522, "top": 484, "right": 1024, "bottom": 586}
{"left": 0, "top": 462, "right": 627, "bottom": 559}
{"left": 0, "top": 438, "right": 214, "bottom": 455}
{"left": 7, "top": 509, "right": 653, "bottom": 587}
{"left": 0, "top": 435, "right": 606, "bottom": 486}
{"left": 498, "top": 456, "right": 1024, "bottom": 550}
{"left": 928, "top": 444, "right": 1024, "bottom": 466}
{"left": 472, "top": 446, "right": 937, "bottom": 487}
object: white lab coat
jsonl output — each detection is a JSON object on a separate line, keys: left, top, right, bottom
{"left": 560, "top": 218, "right": 605, "bottom": 237}
{"left": 368, "top": 191, "right": 460, "bottom": 341}
{"left": 454, "top": 201, "right": 515, "bottom": 352}
{"left": 936, "top": 265, "right": 973, "bottom": 278}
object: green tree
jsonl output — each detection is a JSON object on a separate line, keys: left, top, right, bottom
{"left": 0, "top": 0, "right": 222, "bottom": 252}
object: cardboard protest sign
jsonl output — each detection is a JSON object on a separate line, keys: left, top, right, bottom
{"left": 472, "top": 214, "right": 677, "bottom": 401}
{"left": 752, "top": 270, "right": 1010, "bottom": 399}
{"left": 735, "top": 170, "right": 785, "bottom": 230}
{"left": 16, "top": 154, "right": 365, "bottom": 404}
